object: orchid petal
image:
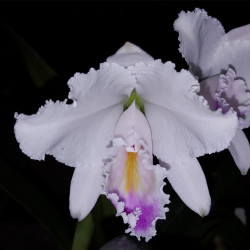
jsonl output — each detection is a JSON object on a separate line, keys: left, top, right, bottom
{"left": 174, "top": 8, "right": 225, "bottom": 78}
{"left": 199, "top": 70, "right": 250, "bottom": 175}
{"left": 175, "top": 9, "right": 250, "bottom": 91}
{"left": 128, "top": 60, "right": 238, "bottom": 164}
{"left": 69, "top": 165, "right": 103, "bottom": 220}
{"left": 218, "top": 69, "right": 250, "bottom": 128}
{"left": 210, "top": 40, "right": 250, "bottom": 90}
{"left": 106, "top": 42, "right": 154, "bottom": 67}
{"left": 160, "top": 158, "right": 211, "bottom": 216}
{"left": 227, "top": 24, "right": 250, "bottom": 42}
{"left": 228, "top": 129, "right": 250, "bottom": 175}
{"left": 200, "top": 69, "right": 250, "bottom": 128}
{"left": 105, "top": 104, "right": 169, "bottom": 241}
{"left": 14, "top": 63, "right": 135, "bottom": 168}
{"left": 199, "top": 75, "right": 220, "bottom": 111}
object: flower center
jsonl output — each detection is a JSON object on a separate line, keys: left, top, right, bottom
{"left": 125, "top": 151, "right": 140, "bottom": 193}
{"left": 124, "top": 88, "right": 145, "bottom": 114}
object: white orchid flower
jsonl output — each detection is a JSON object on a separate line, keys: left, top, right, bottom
{"left": 14, "top": 42, "right": 238, "bottom": 241}
{"left": 174, "top": 8, "right": 250, "bottom": 175}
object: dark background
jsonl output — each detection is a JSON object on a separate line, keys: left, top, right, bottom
{"left": 0, "top": 1, "right": 250, "bottom": 250}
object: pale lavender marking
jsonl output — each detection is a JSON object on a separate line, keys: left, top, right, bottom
{"left": 117, "top": 191, "right": 159, "bottom": 233}
{"left": 201, "top": 69, "right": 250, "bottom": 120}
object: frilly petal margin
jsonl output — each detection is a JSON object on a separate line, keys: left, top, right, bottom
{"left": 14, "top": 63, "right": 136, "bottom": 168}
{"left": 199, "top": 70, "right": 250, "bottom": 175}
{"left": 174, "top": 9, "right": 250, "bottom": 91}
{"left": 210, "top": 40, "right": 250, "bottom": 90}
{"left": 174, "top": 8, "right": 225, "bottom": 78}
{"left": 199, "top": 68, "right": 250, "bottom": 129}
{"left": 69, "top": 164, "right": 103, "bottom": 221}
{"left": 104, "top": 139, "right": 169, "bottom": 241}
{"left": 228, "top": 129, "right": 250, "bottom": 175}
{"left": 217, "top": 69, "right": 250, "bottom": 128}
{"left": 159, "top": 158, "right": 211, "bottom": 216}
{"left": 198, "top": 75, "right": 221, "bottom": 111}
{"left": 128, "top": 60, "right": 238, "bottom": 164}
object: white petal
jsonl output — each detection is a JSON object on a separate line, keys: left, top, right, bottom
{"left": 210, "top": 40, "right": 250, "bottom": 90}
{"left": 200, "top": 69, "right": 250, "bottom": 129}
{"left": 69, "top": 165, "right": 103, "bottom": 220}
{"left": 218, "top": 69, "right": 250, "bottom": 128}
{"left": 106, "top": 42, "right": 154, "bottom": 67}
{"left": 227, "top": 24, "right": 250, "bottom": 42}
{"left": 199, "top": 75, "right": 220, "bottom": 111}
{"left": 160, "top": 158, "right": 211, "bottom": 216}
{"left": 174, "top": 8, "right": 225, "bottom": 78}
{"left": 128, "top": 61, "right": 238, "bottom": 164}
{"left": 175, "top": 9, "right": 250, "bottom": 91}
{"left": 228, "top": 129, "right": 250, "bottom": 175}
{"left": 14, "top": 63, "right": 135, "bottom": 168}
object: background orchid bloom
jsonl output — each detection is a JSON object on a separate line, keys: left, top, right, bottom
{"left": 174, "top": 8, "right": 250, "bottom": 175}
{"left": 14, "top": 42, "right": 238, "bottom": 240}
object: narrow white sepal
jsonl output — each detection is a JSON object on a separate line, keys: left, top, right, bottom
{"left": 69, "top": 165, "right": 103, "bottom": 221}
{"left": 228, "top": 129, "right": 250, "bottom": 175}
{"left": 227, "top": 24, "right": 250, "bottom": 42}
{"left": 160, "top": 158, "right": 211, "bottom": 216}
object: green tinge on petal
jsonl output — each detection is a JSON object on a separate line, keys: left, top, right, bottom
{"left": 124, "top": 88, "right": 145, "bottom": 114}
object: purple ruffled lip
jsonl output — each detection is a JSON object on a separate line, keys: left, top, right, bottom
{"left": 113, "top": 191, "right": 160, "bottom": 233}
{"left": 200, "top": 68, "right": 250, "bottom": 126}
{"left": 127, "top": 199, "right": 159, "bottom": 233}
{"left": 104, "top": 140, "right": 169, "bottom": 241}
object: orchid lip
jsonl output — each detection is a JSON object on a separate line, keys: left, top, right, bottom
{"left": 105, "top": 141, "right": 169, "bottom": 241}
{"left": 103, "top": 103, "right": 169, "bottom": 240}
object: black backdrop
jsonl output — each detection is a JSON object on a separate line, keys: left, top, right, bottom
{"left": 1, "top": 1, "right": 250, "bottom": 250}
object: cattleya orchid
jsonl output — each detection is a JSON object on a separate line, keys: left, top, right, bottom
{"left": 174, "top": 8, "right": 250, "bottom": 175}
{"left": 14, "top": 42, "right": 238, "bottom": 241}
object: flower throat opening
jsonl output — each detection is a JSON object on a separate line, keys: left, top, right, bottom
{"left": 125, "top": 152, "right": 140, "bottom": 193}
{"left": 124, "top": 88, "right": 145, "bottom": 114}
